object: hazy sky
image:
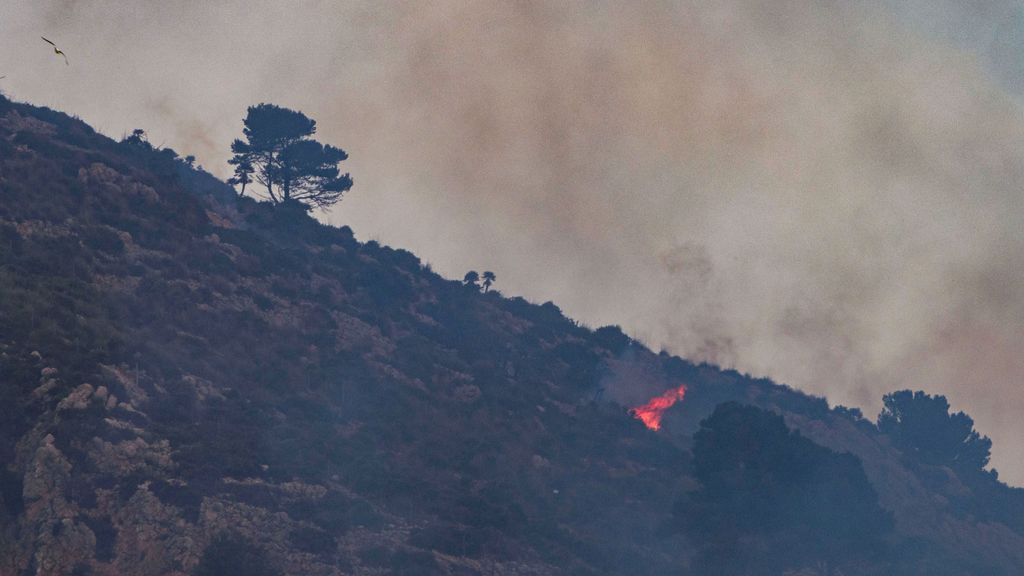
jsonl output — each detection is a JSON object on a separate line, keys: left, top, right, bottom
{"left": 4, "top": 1, "right": 1024, "bottom": 484}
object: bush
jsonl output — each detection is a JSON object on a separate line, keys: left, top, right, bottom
{"left": 288, "top": 525, "right": 336, "bottom": 555}
{"left": 193, "top": 533, "right": 282, "bottom": 576}
{"left": 593, "top": 325, "right": 632, "bottom": 354}
{"left": 878, "top": 390, "right": 991, "bottom": 471}
{"left": 677, "top": 402, "right": 892, "bottom": 574}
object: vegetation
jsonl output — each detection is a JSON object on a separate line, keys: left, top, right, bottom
{"left": 1, "top": 92, "right": 1024, "bottom": 575}
{"left": 677, "top": 402, "right": 892, "bottom": 574}
{"left": 193, "top": 533, "right": 282, "bottom": 576}
{"left": 227, "top": 157, "right": 253, "bottom": 196}
{"left": 878, "top": 390, "right": 992, "bottom": 471}
{"left": 229, "top": 103, "right": 353, "bottom": 209}
{"left": 482, "top": 270, "right": 496, "bottom": 292}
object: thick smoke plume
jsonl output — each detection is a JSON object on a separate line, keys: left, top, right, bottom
{"left": 4, "top": 1, "right": 1024, "bottom": 483}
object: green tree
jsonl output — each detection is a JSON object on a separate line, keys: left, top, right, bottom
{"left": 481, "top": 271, "right": 496, "bottom": 292}
{"left": 463, "top": 270, "right": 480, "bottom": 289}
{"left": 230, "top": 103, "right": 353, "bottom": 209}
{"left": 878, "top": 390, "right": 991, "bottom": 471}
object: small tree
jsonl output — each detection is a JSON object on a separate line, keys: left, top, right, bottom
{"left": 463, "top": 271, "right": 480, "bottom": 289}
{"left": 123, "top": 128, "right": 150, "bottom": 149}
{"left": 229, "top": 103, "right": 353, "bottom": 209}
{"left": 227, "top": 157, "right": 254, "bottom": 197}
{"left": 878, "top": 390, "right": 991, "bottom": 471}
{"left": 481, "top": 271, "right": 496, "bottom": 292}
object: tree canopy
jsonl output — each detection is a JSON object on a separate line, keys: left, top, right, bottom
{"left": 677, "top": 402, "right": 891, "bottom": 574}
{"left": 481, "top": 271, "right": 496, "bottom": 292}
{"left": 878, "top": 390, "right": 992, "bottom": 471}
{"left": 193, "top": 533, "right": 283, "bottom": 576}
{"left": 230, "top": 103, "right": 353, "bottom": 209}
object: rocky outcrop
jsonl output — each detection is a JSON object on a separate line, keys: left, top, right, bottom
{"left": 21, "top": 436, "right": 95, "bottom": 576}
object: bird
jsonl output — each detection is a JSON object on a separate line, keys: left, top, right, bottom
{"left": 41, "top": 37, "right": 69, "bottom": 65}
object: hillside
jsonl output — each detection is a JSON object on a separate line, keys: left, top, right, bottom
{"left": 1, "top": 95, "right": 1023, "bottom": 576}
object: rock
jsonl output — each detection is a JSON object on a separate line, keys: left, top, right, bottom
{"left": 101, "top": 364, "right": 150, "bottom": 405}
{"left": 32, "top": 519, "right": 96, "bottom": 576}
{"left": 41, "top": 367, "right": 58, "bottom": 378}
{"left": 20, "top": 434, "right": 97, "bottom": 574}
{"left": 31, "top": 378, "right": 58, "bottom": 400}
{"left": 57, "top": 383, "right": 95, "bottom": 411}
{"left": 90, "top": 437, "right": 174, "bottom": 476}
{"left": 112, "top": 485, "right": 199, "bottom": 576}
{"left": 0, "top": 110, "right": 57, "bottom": 136}
{"left": 23, "top": 435, "right": 71, "bottom": 504}
{"left": 453, "top": 384, "right": 482, "bottom": 403}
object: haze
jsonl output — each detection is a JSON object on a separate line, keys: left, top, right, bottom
{"left": 3, "top": 1, "right": 1024, "bottom": 484}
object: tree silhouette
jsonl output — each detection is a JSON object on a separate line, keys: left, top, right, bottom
{"left": 227, "top": 157, "right": 254, "bottom": 197}
{"left": 463, "top": 271, "right": 480, "bottom": 289}
{"left": 678, "top": 402, "right": 891, "bottom": 574}
{"left": 123, "top": 128, "right": 150, "bottom": 149}
{"left": 878, "top": 390, "right": 992, "bottom": 471}
{"left": 481, "top": 271, "right": 496, "bottom": 292}
{"left": 230, "top": 103, "right": 353, "bottom": 209}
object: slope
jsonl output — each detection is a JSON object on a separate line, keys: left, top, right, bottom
{"left": 0, "top": 94, "right": 1022, "bottom": 576}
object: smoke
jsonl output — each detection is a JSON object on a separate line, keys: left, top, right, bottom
{"left": 3, "top": 1, "right": 1024, "bottom": 483}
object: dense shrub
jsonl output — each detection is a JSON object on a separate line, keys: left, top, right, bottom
{"left": 677, "top": 402, "right": 892, "bottom": 574}
{"left": 193, "top": 533, "right": 282, "bottom": 576}
{"left": 878, "top": 390, "right": 992, "bottom": 471}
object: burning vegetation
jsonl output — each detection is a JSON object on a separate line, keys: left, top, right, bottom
{"left": 630, "top": 384, "right": 687, "bottom": 431}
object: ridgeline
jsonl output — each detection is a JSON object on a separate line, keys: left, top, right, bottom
{"left": 1, "top": 95, "right": 1022, "bottom": 575}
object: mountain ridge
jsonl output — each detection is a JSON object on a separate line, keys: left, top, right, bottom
{"left": 1, "top": 94, "right": 1023, "bottom": 575}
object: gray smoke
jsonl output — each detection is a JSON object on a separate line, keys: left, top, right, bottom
{"left": 3, "top": 0, "right": 1024, "bottom": 483}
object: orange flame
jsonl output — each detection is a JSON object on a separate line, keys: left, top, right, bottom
{"left": 630, "top": 384, "right": 687, "bottom": 431}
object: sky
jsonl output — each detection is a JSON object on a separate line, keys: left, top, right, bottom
{"left": 3, "top": 0, "right": 1024, "bottom": 484}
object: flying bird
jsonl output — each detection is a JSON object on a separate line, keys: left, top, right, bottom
{"left": 41, "top": 37, "right": 69, "bottom": 65}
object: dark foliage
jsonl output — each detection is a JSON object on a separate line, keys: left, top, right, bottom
{"left": 677, "top": 402, "right": 892, "bottom": 575}
{"left": 229, "top": 103, "right": 353, "bottom": 208}
{"left": 193, "top": 533, "right": 282, "bottom": 576}
{"left": 878, "top": 390, "right": 992, "bottom": 471}
{"left": 288, "top": 525, "right": 337, "bottom": 556}
{"left": 3, "top": 93, "right": 1024, "bottom": 575}
{"left": 79, "top": 515, "right": 117, "bottom": 562}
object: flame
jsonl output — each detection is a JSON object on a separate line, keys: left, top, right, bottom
{"left": 630, "top": 384, "right": 687, "bottom": 431}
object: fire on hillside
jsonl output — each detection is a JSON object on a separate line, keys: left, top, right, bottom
{"left": 630, "top": 384, "right": 686, "bottom": 431}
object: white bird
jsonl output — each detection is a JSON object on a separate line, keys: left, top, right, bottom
{"left": 41, "top": 37, "right": 69, "bottom": 65}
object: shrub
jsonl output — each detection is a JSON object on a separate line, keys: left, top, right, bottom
{"left": 193, "top": 533, "right": 282, "bottom": 576}
{"left": 677, "top": 402, "right": 892, "bottom": 574}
